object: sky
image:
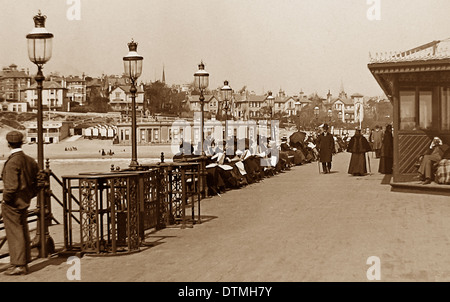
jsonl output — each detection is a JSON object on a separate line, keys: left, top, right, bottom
{"left": 2, "top": 0, "right": 450, "bottom": 98}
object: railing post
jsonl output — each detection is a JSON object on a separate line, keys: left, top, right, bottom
{"left": 138, "top": 173, "right": 145, "bottom": 241}
{"left": 62, "top": 177, "right": 68, "bottom": 250}
{"left": 200, "top": 155, "right": 207, "bottom": 198}
{"left": 45, "top": 159, "right": 54, "bottom": 226}
{"left": 32, "top": 158, "right": 55, "bottom": 257}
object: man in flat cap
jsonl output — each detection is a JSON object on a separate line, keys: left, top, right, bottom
{"left": 1, "top": 130, "right": 39, "bottom": 275}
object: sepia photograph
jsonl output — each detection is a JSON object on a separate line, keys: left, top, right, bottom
{"left": 0, "top": 0, "right": 450, "bottom": 293}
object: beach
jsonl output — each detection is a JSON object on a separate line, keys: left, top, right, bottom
{"left": 0, "top": 126, "right": 299, "bottom": 162}
{"left": 0, "top": 126, "right": 177, "bottom": 162}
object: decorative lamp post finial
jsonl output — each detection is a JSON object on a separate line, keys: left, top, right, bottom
{"left": 33, "top": 10, "right": 47, "bottom": 28}
{"left": 128, "top": 39, "right": 138, "bottom": 52}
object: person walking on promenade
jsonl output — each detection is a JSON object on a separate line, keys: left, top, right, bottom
{"left": 347, "top": 128, "right": 372, "bottom": 176}
{"left": 371, "top": 125, "right": 383, "bottom": 158}
{"left": 378, "top": 124, "right": 393, "bottom": 174}
{"left": 1, "top": 131, "right": 39, "bottom": 276}
{"left": 317, "top": 124, "right": 335, "bottom": 174}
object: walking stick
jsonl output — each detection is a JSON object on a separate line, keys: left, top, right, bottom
{"left": 316, "top": 148, "right": 321, "bottom": 174}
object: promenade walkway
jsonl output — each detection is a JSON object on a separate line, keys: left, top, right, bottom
{"left": 1, "top": 152, "right": 450, "bottom": 282}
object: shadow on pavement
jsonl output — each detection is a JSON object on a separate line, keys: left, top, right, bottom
{"left": 381, "top": 174, "right": 392, "bottom": 185}
{"left": 28, "top": 256, "right": 67, "bottom": 274}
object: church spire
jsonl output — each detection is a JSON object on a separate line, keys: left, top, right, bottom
{"left": 339, "top": 80, "right": 347, "bottom": 99}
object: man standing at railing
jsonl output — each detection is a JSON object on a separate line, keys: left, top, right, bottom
{"left": 1, "top": 131, "right": 39, "bottom": 276}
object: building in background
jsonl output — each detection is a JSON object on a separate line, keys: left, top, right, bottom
{"left": 184, "top": 94, "right": 220, "bottom": 116}
{"left": 109, "top": 84, "right": 145, "bottom": 114}
{"left": 0, "top": 64, "right": 31, "bottom": 112}
{"left": 25, "top": 120, "right": 71, "bottom": 144}
{"left": 25, "top": 80, "right": 68, "bottom": 112}
{"left": 66, "top": 75, "right": 86, "bottom": 105}
{"left": 327, "top": 89, "right": 365, "bottom": 124}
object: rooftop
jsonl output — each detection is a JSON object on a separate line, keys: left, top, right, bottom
{"left": 0, "top": 64, "right": 30, "bottom": 79}
{"left": 369, "top": 39, "right": 450, "bottom": 64}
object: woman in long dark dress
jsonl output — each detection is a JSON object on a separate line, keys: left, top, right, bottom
{"left": 347, "top": 129, "right": 372, "bottom": 176}
{"left": 378, "top": 124, "right": 393, "bottom": 174}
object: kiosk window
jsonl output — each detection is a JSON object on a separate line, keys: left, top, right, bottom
{"left": 400, "top": 90, "right": 416, "bottom": 130}
{"left": 442, "top": 87, "right": 450, "bottom": 131}
{"left": 419, "top": 90, "right": 432, "bottom": 130}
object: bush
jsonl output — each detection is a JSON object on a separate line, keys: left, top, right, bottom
{"left": 1, "top": 118, "right": 25, "bottom": 130}
{"left": 17, "top": 112, "right": 37, "bottom": 122}
{"left": 70, "top": 106, "right": 90, "bottom": 113}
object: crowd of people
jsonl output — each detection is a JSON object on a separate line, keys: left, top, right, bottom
{"left": 99, "top": 149, "right": 115, "bottom": 156}
{"left": 172, "top": 123, "right": 394, "bottom": 196}
{"left": 1, "top": 123, "right": 447, "bottom": 278}
{"left": 64, "top": 146, "right": 78, "bottom": 151}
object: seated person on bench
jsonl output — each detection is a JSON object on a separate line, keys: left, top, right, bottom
{"left": 418, "top": 137, "right": 450, "bottom": 185}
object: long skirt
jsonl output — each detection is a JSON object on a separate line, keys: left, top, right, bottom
{"left": 378, "top": 156, "right": 393, "bottom": 174}
{"left": 348, "top": 153, "right": 367, "bottom": 175}
{"left": 206, "top": 166, "right": 226, "bottom": 194}
{"left": 288, "top": 150, "right": 306, "bottom": 165}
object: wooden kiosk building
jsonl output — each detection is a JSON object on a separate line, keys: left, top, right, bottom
{"left": 368, "top": 40, "right": 450, "bottom": 185}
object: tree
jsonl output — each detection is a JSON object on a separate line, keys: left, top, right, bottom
{"left": 364, "top": 98, "right": 393, "bottom": 128}
{"left": 86, "top": 85, "right": 101, "bottom": 106}
{"left": 258, "top": 105, "right": 273, "bottom": 119}
{"left": 90, "top": 96, "right": 111, "bottom": 113}
{"left": 308, "top": 92, "right": 324, "bottom": 107}
{"left": 145, "top": 81, "right": 188, "bottom": 116}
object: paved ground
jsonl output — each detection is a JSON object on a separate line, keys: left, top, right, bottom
{"left": 1, "top": 152, "right": 450, "bottom": 282}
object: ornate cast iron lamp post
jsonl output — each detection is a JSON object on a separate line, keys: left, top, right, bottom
{"left": 267, "top": 91, "right": 275, "bottom": 120}
{"left": 193, "top": 62, "right": 209, "bottom": 155}
{"left": 221, "top": 80, "right": 232, "bottom": 139}
{"left": 26, "top": 10, "right": 54, "bottom": 258}
{"left": 123, "top": 39, "right": 143, "bottom": 168}
{"left": 267, "top": 91, "right": 275, "bottom": 138}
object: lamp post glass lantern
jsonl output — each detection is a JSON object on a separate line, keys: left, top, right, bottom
{"left": 266, "top": 91, "right": 275, "bottom": 139}
{"left": 314, "top": 106, "right": 320, "bottom": 129}
{"left": 194, "top": 62, "right": 209, "bottom": 155}
{"left": 123, "top": 39, "right": 143, "bottom": 167}
{"left": 194, "top": 61, "right": 209, "bottom": 91}
{"left": 26, "top": 10, "right": 54, "bottom": 258}
{"left": 27, "top": 11, "right": 53, "bottom": 67}
{"left": 123, "top": 39, "right": 143, "bottom": 81}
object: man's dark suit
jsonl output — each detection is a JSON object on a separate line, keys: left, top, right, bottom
{"left": 2, "top": 150, "right": 39, "bottom": 266}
